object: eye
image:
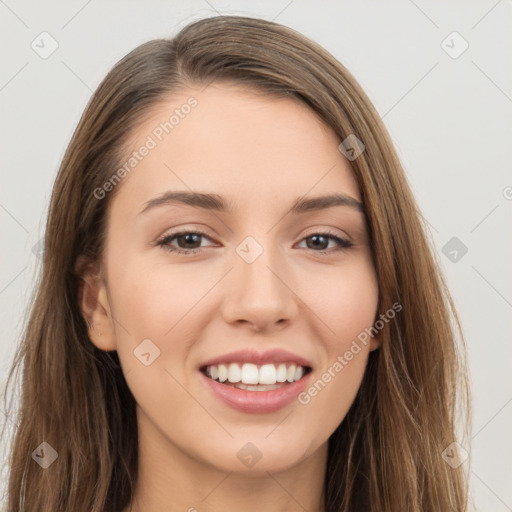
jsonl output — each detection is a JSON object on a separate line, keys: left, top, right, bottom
{"left": 156, "top": 229, "right": 354, "bottom": 256}
{"left": 296, "top": 230, "right": 354, "bottom": 254}
{"left": 156, "top": 230, "right": 215, "bottom": 254}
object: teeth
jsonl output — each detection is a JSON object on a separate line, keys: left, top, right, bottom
{"left": 204, "top": 362, "right": 308, "bottom": 385}
{"left": 241, "top": 363, "right": 259, "bottom": 384}
{"left": 286, "top": 364, "right": 296, "bottom": 383}
{"left": 259, "top": 364, "right": 276, "bottom": 385}
{"left": 276, "top": 363, "right": 287, "bottom": 382}
{"left": 228, "top": 362, "right": 241, "bottom": 383}
{"left": 218, "top": 364, "right": 228, "bottom": 383}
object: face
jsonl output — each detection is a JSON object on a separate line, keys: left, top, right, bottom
{"left": 80, "top": 83, "right": 380, "bottom": 476}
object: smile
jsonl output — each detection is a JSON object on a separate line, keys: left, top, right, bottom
{"left": 201, "top": 362, "right": 312, "bottom": 390}
{"left": 198, "top": 348, "right": 314, "bottom": 413}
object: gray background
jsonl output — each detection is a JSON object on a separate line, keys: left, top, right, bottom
{"left": 1, "top": 1, "right": 511, "bottom": 510}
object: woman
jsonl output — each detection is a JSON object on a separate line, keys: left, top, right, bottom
{"left": 1, "top": 15, "right": 472, "bottom": 512}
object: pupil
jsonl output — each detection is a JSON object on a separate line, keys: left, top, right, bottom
{"left": 309, "top": 235, "right": 327, "bottom": 250}
{"left": 180, "top": 233, "right": 200, "bottom": 248}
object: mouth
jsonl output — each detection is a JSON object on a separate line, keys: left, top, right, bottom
{"left": 198, "top": 348, "right": 315, "bottom": 413}
{"left": 200, "top": 362, "right": 313, "bottom": 392}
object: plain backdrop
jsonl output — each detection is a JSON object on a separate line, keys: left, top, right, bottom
{"left": 1, "top": 1, "right": 511, "bottom": 510}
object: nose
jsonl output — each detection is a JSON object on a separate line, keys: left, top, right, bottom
{"left": 221, "top": 244, "right": 298, "bottom": 332}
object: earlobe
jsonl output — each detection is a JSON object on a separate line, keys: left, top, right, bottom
{"left": 77, "top": 266, "right": 117, "bottom": 352}
{"left": 369, "top": 333, "right": 382, "bottom": 352}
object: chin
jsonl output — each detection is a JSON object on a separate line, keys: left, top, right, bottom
{"left": 199, "top": 435, "right": 317, "bottom": 475}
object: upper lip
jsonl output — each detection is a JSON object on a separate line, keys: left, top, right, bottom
{"left": 199, "top": 348, "right": 313, "bottom": 369}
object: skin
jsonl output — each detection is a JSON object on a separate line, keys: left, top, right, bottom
{"left": 79, "top": 83, "right": 380, "bottom": 512}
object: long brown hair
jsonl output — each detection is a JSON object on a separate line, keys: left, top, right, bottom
{"left": 1, "top": 15, "right": 472, "bottom": 511}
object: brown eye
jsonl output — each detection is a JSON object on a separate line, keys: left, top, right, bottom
{"left": 156, "top": 231, "right": 214, "bottom": 254}
{"left": 298, "top": 232, "right": 353, "bottom": 254}
{"left": 156, "top": 230, "right": 353, "bottom": 256}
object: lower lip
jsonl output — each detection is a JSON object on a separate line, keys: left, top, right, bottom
{"left": 200, "top": 370, "right": 312, "bottom": 414}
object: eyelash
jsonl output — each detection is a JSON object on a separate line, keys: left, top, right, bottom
{"left": 156, "top": 229, "right": 354, "bottom": 255}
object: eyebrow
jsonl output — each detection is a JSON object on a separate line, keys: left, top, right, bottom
{"left": 138, "top": 190, "right": 365, "bottom": 217}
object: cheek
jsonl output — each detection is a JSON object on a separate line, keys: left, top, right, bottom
{"left": 106, "top": 254, "right": 216, "bottom": 391}
{"left": 296, "top": 258, "right": 378, "bottom": 417}
{"left": 308, "top": 256, "right": 379, "bottom": 342}
{"left": 108, "top": 254, "right": 206, "bottom": 336}
{"left": 299, "top": 345, "right": 369, "bottom": 441}
{"left": 107, "top": 260, "right": 198, "bottom": 418}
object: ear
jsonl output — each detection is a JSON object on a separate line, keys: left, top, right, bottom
{"left": 368, "top": 303, "right": 385, "bottom": 352}
{"left": 369, "top": 334, "right": 382, "bottom": 352}
{"left": 75, "top": 256, "right": 116, "bottom": 352}
{"left": 369, "top": 312, "right": 384, "bottom": 352}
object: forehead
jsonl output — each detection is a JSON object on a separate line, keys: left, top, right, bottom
{"left": 111, "top": 83, "right": 361, "bottom": 219}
